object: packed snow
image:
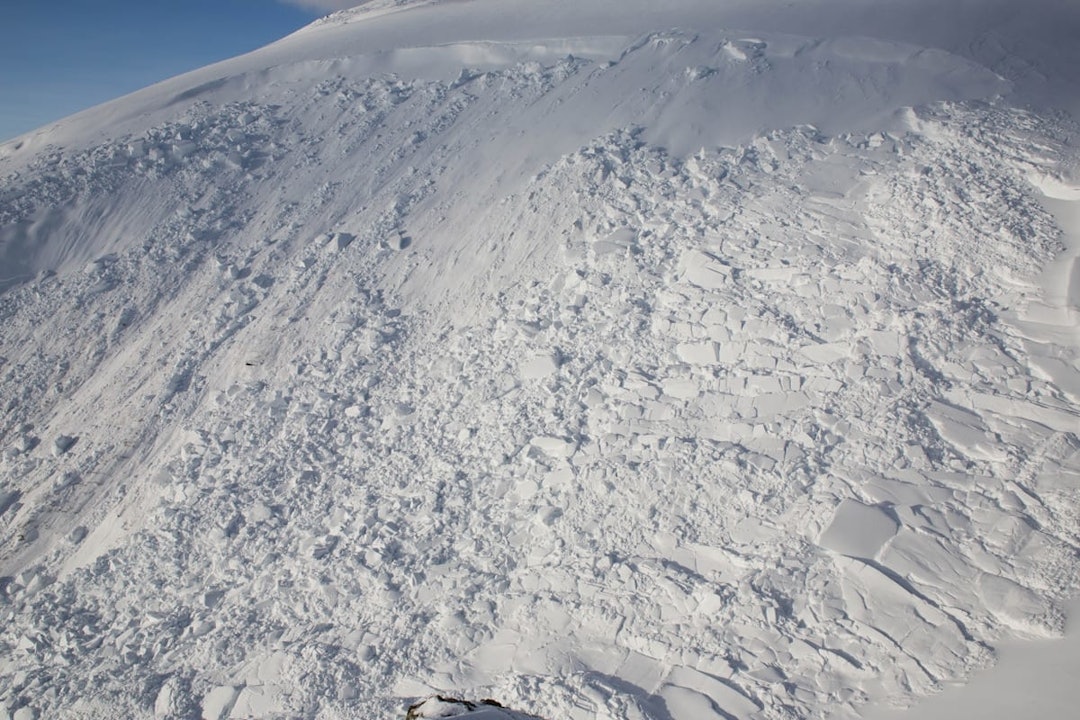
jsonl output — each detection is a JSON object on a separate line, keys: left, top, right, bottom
{"left": 1, "top": 1, "right": 1079, "bottom": 719}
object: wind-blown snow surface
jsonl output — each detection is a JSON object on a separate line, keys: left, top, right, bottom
{"left": 1, "top": 1, "right": 1079, "bottom": 718}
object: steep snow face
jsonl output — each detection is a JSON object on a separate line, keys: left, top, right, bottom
{"left": 2, "top": 2, "right": 1080, "bottom": 720}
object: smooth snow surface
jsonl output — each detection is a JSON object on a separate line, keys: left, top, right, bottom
{"left": 2, "top": 1, "right": 1079, "bottom": 719}
{"left": 863, "top": 597, "right": 1080, "bottom": 720}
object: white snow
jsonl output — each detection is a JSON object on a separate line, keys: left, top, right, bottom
{"left": 1, "top": 1, "right": 1079, "bottom": 719}
{"left": 862, "top": 597, "right": 1080, "bottom": 719}
{"left": 818, "top": 500, "right": 899, "bottom": 560}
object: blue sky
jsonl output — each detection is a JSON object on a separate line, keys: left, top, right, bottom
{"left": 0, "top": 1, "right": 357, "bottom": 142}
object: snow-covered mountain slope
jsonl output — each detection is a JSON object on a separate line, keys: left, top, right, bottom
{"left": 1, "top": 1, "right": 1079, "bottom": 719}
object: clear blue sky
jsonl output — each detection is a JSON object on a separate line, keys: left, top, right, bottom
{"left": 0, "top": 1, "right": 340, "bottom": 142}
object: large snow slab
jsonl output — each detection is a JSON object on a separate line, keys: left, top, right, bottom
{"left": 818, "top": 500, "right": 899, "bottom": 559}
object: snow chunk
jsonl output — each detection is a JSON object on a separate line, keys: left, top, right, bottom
{"left": 680, "top": 249, "right": 732, "bottom": 289}
{"left": 52, "top": 435, "right": 78, "bottom": 456}
{"left": 329, "top": 232, "right": 355, "bottom": 251}
{"left": 662, "top": 377, "right": 700, "bottom": 400}
{"left": 13, "top": 434, "right": 36, "bottom": 454}
{"left": 530, "top": 435, "right": 576, "bottom": 458}
{"left": 592, "top": 228, "right": 635, "bottom": 256}
{"left": 676, "top": 342, "right": 718, "bottom": 365}
{"left": 865, "top": 329, "right": 904, "bottom": 357}
{"left": 744, "top": 266, "right": 801, "bottom": 283}
{"left": 230, "top": 686, "right": 281, "bottom": 718}
{"left": 798, "top": 341, "right": 850, "bottom": 364}
{"left": 818, "top": 499, "right": 898, "bottom": 559}
{"left": 202, "top": 686, "right": 239, "bottom": 720}
{"left": 0, "top": 489, "right": 20, "bottom": 520}
{"left": 520, "top": 352, "right": 559, "bottom": 380}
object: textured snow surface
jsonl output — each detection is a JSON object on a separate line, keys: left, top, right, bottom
{"left": 1, "top": 1, "right": 1079, "bottom": 719}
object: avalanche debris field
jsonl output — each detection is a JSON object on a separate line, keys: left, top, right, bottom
{"left": 1, "top": 1, "right": 1079, "bottom": 719}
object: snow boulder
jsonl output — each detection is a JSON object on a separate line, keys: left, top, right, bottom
{"left": 406, "top": 696, "right": 543, "bottom": 719}
{"left": 52, "top": 435, "right": 78, "bottom": 456}
{"left": 13, "top": 434, "right": 36, "bottom": 454}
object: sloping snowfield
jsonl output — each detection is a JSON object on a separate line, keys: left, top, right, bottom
{"left": 1, "top": 1, "right": 1079, "bottom": 718}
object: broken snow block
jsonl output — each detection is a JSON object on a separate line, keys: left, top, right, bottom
{"left": 230, "top": 686, "right": 281, "bottom": 718}
{"left": 520, "top": 353, "right": 559, "bottom": 380}
{"left": 52, "top": 435, "right": 77, "bottom": 456}
{"left": 818, "top": 499, "right": 898, "bottom": 559}
{"left": 798, "top": 341, "right": 850, "bottom": 364}
{"left": 201, "top": 686, "right": 239, "bottom": 720}
{"left": 13, "top": 435, "right": 36, "bottom": 454}
{"left": 680, "top": 250, "right": 732, "bottom": 289}
{"left": 311, "top": 535, "right": 339, "bottom": 560}
{"left": 0, "top": 490, "right": 21, "bottom": 519}
{"left": 676, "top": 342, "right": 718, "bottom": 365}
{"left": 332, "top": 232, "right": 355, "bottom": 251}
{"left": 530, "top": 435, "right": 577, "bottom": 459}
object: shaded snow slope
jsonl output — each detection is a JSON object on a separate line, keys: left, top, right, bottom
{"left": 1, "top": 1, "right": 1079, "bottom": 719}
